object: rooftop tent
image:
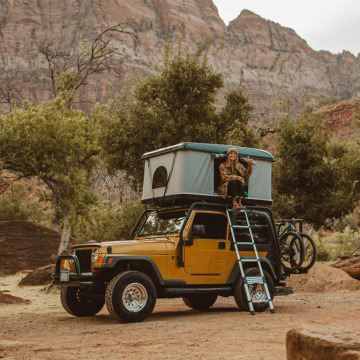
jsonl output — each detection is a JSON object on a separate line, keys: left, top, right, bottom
{"left": 141, "top": 142, "right": 275, "bottom": 205}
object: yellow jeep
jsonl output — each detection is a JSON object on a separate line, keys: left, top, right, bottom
{"left": 54, "top": 203, "right": 285, "bottom": 322}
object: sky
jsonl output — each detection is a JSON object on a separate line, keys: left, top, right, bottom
{"left": 212, "top": 0, "right": 360, "bottom": 56}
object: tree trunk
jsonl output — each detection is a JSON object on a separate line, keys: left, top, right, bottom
{"left": 57, "top": 214, "right": 71, "bottom": 255}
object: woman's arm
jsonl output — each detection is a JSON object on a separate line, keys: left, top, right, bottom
{"left": 245, "top": 158, "right": 253, "bottom": 179}
{"left": 219, "top": 163, "right": 244, "bottom": 183}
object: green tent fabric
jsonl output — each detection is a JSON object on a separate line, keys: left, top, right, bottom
{"left": 142, "top": 142, "right": 275, "bottom": 162}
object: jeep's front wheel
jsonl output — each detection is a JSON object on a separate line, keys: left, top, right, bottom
{"left": 105, "top": 271, "right": 156, "bottom": 323}
{"left": 182, "top": 294, "right": 217, "bottom": 310}
{"left": 60, "top": 287, "right": 105, "bottom": 317}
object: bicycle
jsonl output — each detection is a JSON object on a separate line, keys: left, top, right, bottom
{"left": 276, "top": 218, "right": 317, "bottom": 272}
{"left": 276, "top": 219, "right": 305, "bottom": 272}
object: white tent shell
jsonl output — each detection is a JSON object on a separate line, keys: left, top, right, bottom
{"left": 141, "top": 143, "right": 275, "bottom": 205}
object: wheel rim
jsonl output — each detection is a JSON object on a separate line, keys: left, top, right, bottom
{"left": 250, "top": 284, "right": 267, "bottom": 301}
{"left": 74, "top": 288, "right": 88, "bottom": 303}
{"left": 122, "top": 283, "right": 148, "bottom": 312}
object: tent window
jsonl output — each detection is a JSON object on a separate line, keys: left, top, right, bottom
{"left": 152, "top": 166, "right": 168, "bottom": 189}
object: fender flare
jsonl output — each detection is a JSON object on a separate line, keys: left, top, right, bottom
{"left": 101, "top": 255, "right": 165, "bottom": 285}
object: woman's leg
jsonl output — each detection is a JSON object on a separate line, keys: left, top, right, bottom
{"left": 235, "top": 181, "right": 245, "bottom": 208}
{"left": 227, "top": 181, "right": 240, "bottom": 209}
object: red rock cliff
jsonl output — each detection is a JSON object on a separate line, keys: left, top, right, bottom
{"left": 0, "top": 1, "right": 359, "bottom": 123}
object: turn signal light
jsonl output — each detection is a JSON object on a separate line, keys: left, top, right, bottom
{"left": 95, "top": 255, "right": 104, "bottom": 264}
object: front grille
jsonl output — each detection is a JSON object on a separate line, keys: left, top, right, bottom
{"left": 75, "top": 249, "right": 92, "bottom": 272}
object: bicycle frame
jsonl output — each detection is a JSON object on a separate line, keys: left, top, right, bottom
{"left": 278, "top": 222, "right": 296, "bottom": 239}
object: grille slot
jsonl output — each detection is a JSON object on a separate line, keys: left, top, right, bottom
{"left": 75, "top": 249, "right": 93, "bottom": 272}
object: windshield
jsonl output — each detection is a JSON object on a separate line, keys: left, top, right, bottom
{"left": 137, "top": 210, "right": 187, "bottom": 237}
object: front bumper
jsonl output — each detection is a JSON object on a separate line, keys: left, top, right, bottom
{"left": 53, "top": 254, "right": 98, "bottom": 287}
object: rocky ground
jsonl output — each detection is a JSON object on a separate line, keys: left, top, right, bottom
{"left": 1, "top": 265, "right": 360, "bottom": 360}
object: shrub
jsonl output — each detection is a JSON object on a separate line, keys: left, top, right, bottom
{"left": 312, "top": 227, "right": 360, "bottom": 262}
{"left": 313, "top": 234, "right": 332, "bottom": 262}
{"left": 72, "top": 200, "right": 144, "bottom": 243}
{"left": 329, "top": 227, "right": 360, "bottom": 258}
{"left": 0, "top": 183, "right": 45, "bottom": 222}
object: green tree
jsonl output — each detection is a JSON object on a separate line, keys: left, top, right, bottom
{"left": 73, "top": 200, "right": 144, "bottom": 243}
{"left": 219, "top": 88, "right": 259, "bottom": 147}
{"left": 100, "top": 41, "right": 258, "bottom": 190}
{"left": 0, "top": 97, "right": 101, "bottom": 253}
{"left": 0, "top": 183, "right": 44, "bottom": 222}
{"left": 272, "top": 103, "right": 360, "bottom": 228}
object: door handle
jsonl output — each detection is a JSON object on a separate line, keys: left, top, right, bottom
{"left": 218, "top": 241, "right": 226, "bottom": 249}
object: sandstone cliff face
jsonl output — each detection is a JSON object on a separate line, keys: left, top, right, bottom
{"left": 224, "top": 10, "right": 360, "bottom": 119}
{"left": 0, "top": 1, "right": 359, "bottom": 123}
{"left": 314, "top": 98, "right": 359, "bottom": 138}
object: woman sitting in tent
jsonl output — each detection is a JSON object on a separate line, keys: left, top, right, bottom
{"left": 218, "top": 148, "right": 253, "bottom": 210}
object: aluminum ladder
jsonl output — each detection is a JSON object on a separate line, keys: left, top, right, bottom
{"left": 226, "top": 209, "right": 275, "bottom": 315}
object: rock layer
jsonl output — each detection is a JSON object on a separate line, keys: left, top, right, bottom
{"left": 0, "top": 221, "right": 75, "bottom": 275}
{"left": 0, "top": 1, "right": 359, "bottom": 121}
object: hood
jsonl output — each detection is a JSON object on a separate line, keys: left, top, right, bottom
{"left": 85, "top": 237, "right": 177, "bottom": 256}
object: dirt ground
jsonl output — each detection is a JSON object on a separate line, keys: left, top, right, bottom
{"left": 1, "top": 268, "right": 360, "bottom": 360}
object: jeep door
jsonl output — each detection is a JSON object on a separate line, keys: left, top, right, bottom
{"left": 183, "top": 211, "right": 230, "bottom": 275}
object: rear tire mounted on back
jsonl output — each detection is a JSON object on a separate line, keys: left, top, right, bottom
{"left": 299, "top": 233, "right": 317, "bottom": 271}
{"left": 182, "top": 294, "right": 218, "bottom": 310}
{"left": 60, "top": 286, "right": 105, "bottom": 317}
{"left": 105, "top": 271, "right": 157, "bottom": 323}
{"left": 233, "top": 268, "right": 275, "bottom": 312}
{"left": 280, "top": 231, "right": 305, "bottom": 272}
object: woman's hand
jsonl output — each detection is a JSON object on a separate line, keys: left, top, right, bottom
{"left": 234, "top": 175, "right": 245, "bottom": 186}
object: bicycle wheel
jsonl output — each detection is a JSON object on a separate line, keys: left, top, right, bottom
{"left": 279, "top": 231, "right": 305, "bottom": 272}
{"left": 299, "top": 233, "right": 317, "bottom": 271}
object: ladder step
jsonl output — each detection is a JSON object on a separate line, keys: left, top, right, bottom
{"left": 231, "top": 225, "right": 250, "bottom": 229}
{"left": 246, "top": 276, "right": 265, "bottom": 284}
{"left": 252, "top": 299, "right": 270, "bottom": 303}
{"left": 240, "top": 257, "right": 259, "bottom": 262}
{"left": 236, "top": 242, "right": 253, "bottom": 246}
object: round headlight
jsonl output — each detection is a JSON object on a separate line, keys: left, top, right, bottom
{"left": 91, "top": 249, "right": 99, "bottom": 263}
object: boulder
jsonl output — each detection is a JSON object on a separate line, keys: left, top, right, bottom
{"left": 286, "top": 326, "right": 360, "bottom": 360}
{"left": 19, "top": 264, "right": 55, "bottom": 286}
{"left": 286, "top": 263, "right": 360, "bottom": 292}
{"left": 332, "top": 256, "right": 360, "bottom": 269}
{"left": 332, "top": 256, "right": 360, "bottom": 281}
{"left": 0, "top": 291, "right": 31, "bottom": 305}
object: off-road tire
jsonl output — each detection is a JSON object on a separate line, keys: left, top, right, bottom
{"left": 105, "top": 271, "right": 156, "bottom": 323}
{"left": 60, "top": 286, "right": 104, "bottom": 317}
{"left": 182, "top": 295, "right": 218, "bottom": 310}
{"left": 233, "top": 268, "right": 275, "bottom": 312}
{"left": 299, "top": 233, "right": 317, "bottom": 271}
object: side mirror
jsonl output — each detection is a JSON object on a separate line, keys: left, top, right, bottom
{"left": 193, "top": 224, "right": 205, "bottom": 237}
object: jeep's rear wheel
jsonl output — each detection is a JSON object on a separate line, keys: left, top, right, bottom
{"left": 182, "top": 294, "right": 218, "bottom": 310}
{"left": 233, "top": 268, "right": 275, "bottom": 312}
{"left": 105, "top": 271, "right": 156, "bottom": 323}
{"left": 60, "top": 286, "right": 104, "bottom": 317}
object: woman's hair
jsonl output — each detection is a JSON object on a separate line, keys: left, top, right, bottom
{"left": 224, "top": 149, "right": 240, "bottom": 167}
